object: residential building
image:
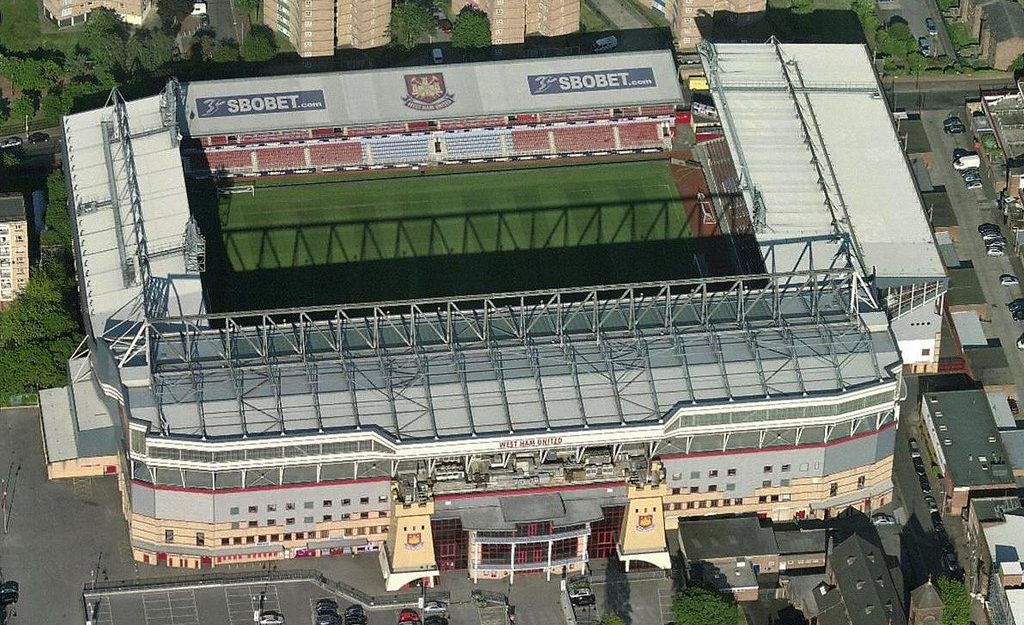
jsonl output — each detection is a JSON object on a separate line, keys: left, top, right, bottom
{"left": 0, "top": 193, "right": 29, "bottom": 309}
{"left": 448, "top": 0, "right": 579, "bottom": 46}
{"left": 813, "top": 534, "right": 907, "bottom": 625}
{"left": 921, "top": 391, "right": 1016, "bottom": 514}
{"left": 959, "top": 0, "right": 1024, "bottom": 70}
{"left": 966, "top": 496, "right": 1023, "bottom": 596}
{"left": 43, "top": 0, "right": 152, "bottom": 27}
{"left": 636, "top": 0, "right": 766, "bottom": 50}
{"left": 265, "top": 0, "right": 390, "bottom": 57}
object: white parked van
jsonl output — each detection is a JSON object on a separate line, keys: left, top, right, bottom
{"left": 953, "top": 153, "right": 981, "bottom": 170}
{"left": 593, "top": 36, "right": 618, "bottom": 53}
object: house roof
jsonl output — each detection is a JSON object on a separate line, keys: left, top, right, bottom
{"left": 678, "top": 516, "right": 779, "bottom": 561}
{"left": 982, "top": 1, "right": 1024, "bottom": 42}
{"left": 911, "top": 578, "right": 943, "bottom": 610}
{"left": 0, "top": 193, "right": 25, "bottom": 222}
{"left": 817, "top": 534, "right": 906, "bottom": 625}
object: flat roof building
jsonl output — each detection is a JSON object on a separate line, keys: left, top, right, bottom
{"left": 0, "top": 193, "right": 29, "bottom": 309}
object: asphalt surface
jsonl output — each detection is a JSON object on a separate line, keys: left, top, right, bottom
{"left": 876, "top": 0, "right": 951, "bottom": 59}
{"left": 885, "top": 77, "right": 1017, "bottom": 112}
{"left": 205, "top": 0, "right": 243, "bottom": 43}
{"left": 586, "top": 0, "right": 649, "bottom": 30}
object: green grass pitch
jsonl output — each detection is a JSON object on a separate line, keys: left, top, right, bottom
{"left": 202, "top": 160, "right": 696, "bottom": 310}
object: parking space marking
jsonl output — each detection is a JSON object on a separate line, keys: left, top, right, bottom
{"left": 225, "top": 584, "right": 280, "bottom": 625}
{"left": 141, "top": 590, "right": 199, "bottom": 625}
{"left": 656, "top": 587, "right": 673, "bottom": 625}
{"left": 71, "top": 477, "right": 94, "bottom": 498}
{"left": 87, "top": 595, "right": 114, "bottom": 625}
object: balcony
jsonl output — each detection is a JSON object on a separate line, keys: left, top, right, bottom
{"left": 429, "top": 460, "right": 629, "bottom": 497}
{"left": 473, "top": 526, "right": 590, "bottom": 545}
{"left": 471, "top": 553, "right": 588, "bottom": 572}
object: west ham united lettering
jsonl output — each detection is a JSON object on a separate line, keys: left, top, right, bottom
{"left": 527, "top": 68, "right": 656, "bottom": 95}
{"left": 195, "top": 90, "right": 327, "bottom": 118}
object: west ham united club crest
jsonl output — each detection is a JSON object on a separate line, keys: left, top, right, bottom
{"left": 405, "top": 532, "right": 424, "bottom": 550}
{"left": 403, "top": 73, "right": 455, "bottom": 111}
{"left": 636, "top": 514, "right": 655, "bottom": 532}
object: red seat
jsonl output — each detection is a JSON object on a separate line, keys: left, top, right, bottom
{"left": 511, "top": 129, "right": 551, "bottom": 154}
{"left": 200, "top": 150, "right": 252, "bottom": 172}
{"left": 617, "top": 122, "right": 662, "bottom": 149}
{"left": 254, "top": 146, "right": 306, "bottom": 170}
{"left": 552, "top": 125, "right": 615, "bottom": 152}
{"left": 309, "top": 142, "right": 364, "bottom": 167}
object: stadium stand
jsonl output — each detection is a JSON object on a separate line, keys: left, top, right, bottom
{"left": 237, "top": 130, "right": 312, "bottom": 145}
{"left": 366, "top": 135, "right": 432, "bottom": 164}
{"left": 444, "top": 130, "right": 505, "bottom": 160}
{"left": 552, "top": 125, "right": 615, "bottom": 152}
{"left": 253, "top": 146, "right": 307, "bottom": 171}
{"left": 309, "top": 142, "right": 365, "bottom": 168}
{"left": 201, "top": 149, "right": 253, "bottom": 173}
{"left": 511, "top": 129, "right": 552, "bottom": 154}
{"left": 617, "top": 122, "right": 664, "bottom": 149}
{"left": 539, "top": 109, "right": 611, "bottom": 124}
{"left": 440, "top": 117, "right": 507, "bottom": 130}
{"left": 347, "top": 124, "right": 410, "bottom": 137}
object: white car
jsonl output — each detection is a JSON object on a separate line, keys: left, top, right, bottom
{"left": 0, "top": 137, "right": 22, "bottom": 149}
{"left": 1002, "top": 274, "right": 1020, "bottom": 286}
{"left": 871, "top": 513, "right": 897, "bottom": 526}
{"left": 422, "top": 600, "right": 448, "bottom": 615}
{"left": 967, "top": 180, "right": 984, "bottom": 190}
{"left": 988, "top": 246, "right": 1006, "bottom": 256}
{"left": 258, "top": 612, "right": 285, "bottom": 625}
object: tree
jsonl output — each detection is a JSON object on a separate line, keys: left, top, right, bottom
{"left": 906, "top": 51, "right": 929, "bottom": 74}
{"left": 42, "top": 170, "right": 73, "bottom": 249}
{"left": 388, "top": 2, "right": 436, "bottom": 50}
{"left": 1012, "top": 53, "right": 1024, "bottom": 74}
{"left": 937, "top": 577, "right": 970, "bottom": 625}
{"left": 128, "top": 29, "right": 175, "bottom": 72}
{"left": 0, "top": 56, "right": 62, "bottom": 92}
{"left": 39, "top": 90, "right": 74, "bottom": 120}
{"left": 10, "top": 95, "right": 36, "bottom": 124}
{"left": 450, "top": 6, "right": 491, "bottom": 48}
{"left": 212, "top": 40, "right": 241, "bottom": 63}
{"left": 671, "top": 586, "right": 738, "bottom": 625}
{"left": 158, "top": 0, "right": 195, "bottom": 27}
{"left": 240, "top": 25, "right": 278, "bottom": 62}
{"left": 234, "top": 0, "right": 260, "bottom": 19}
{"left": 599, "top": 614, "right": 625, "bottom": 625}
{"left": 876, "top": 22, "right": 917, "bottom": 59}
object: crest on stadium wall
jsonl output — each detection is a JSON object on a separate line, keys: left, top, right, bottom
{"left": 406, "top": 532, "right": 424, "bottom": 550}
{"left": 403, "top": 74, "right": 455, "bottom": 111}
{"left": 636, "top": 514, "right": 655, "bottom": 532}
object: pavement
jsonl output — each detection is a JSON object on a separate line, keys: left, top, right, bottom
{"left": 585, "top": 0, "right": 649, "bottom": 30}
{"left": 205, "top": 0, "right": 244, "bottom": 43}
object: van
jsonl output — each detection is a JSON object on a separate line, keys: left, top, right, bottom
{"left": 431, "top": 48, "right": 444, "bottom": 64}
{"left": 953, "top": 153, "right": 981, "bottom": 170}
{"left": 593, "top": 35, "right": 618, "bottom": 53}
{"left": 191, "top": 1, "right": 206, "bottom": 14}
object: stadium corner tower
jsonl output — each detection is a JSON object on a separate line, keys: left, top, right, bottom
{"left": 46, "top": 43, "right": 944, "bottom": 586}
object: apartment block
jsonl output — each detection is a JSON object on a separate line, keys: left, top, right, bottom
{"left": 0, "top": 194, "right": 29, "bottom": 309}
{"left": 43, "top": 0, "right": 151, "bottom": 27}
{"left": 266, "top": 0, "right": 390, "bottom": 57}
{"left": 638, "top": 0, "right": 765, "bottom": 49}
{"left": 451, "top": 0, "right": 579, "bottom": 45}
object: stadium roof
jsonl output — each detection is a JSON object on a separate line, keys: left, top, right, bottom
{"left": 62, "top": 91, "right": 204, "bottom": 338}
{"left": 701, "top": 42, "right": 945, "bottom": 286}
{"left": 176, "top": 51, "right": 682, "bottom": 137}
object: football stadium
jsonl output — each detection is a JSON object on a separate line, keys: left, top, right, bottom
{"left": 42, "top": 42, "right": 945, "bottom": 587}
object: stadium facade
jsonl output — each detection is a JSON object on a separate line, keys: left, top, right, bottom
{"left": 42, "top": 46, "right": 942, "bottom": 587}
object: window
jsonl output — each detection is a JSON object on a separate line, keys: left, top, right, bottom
{"left": 246, "top": 536, "right": 255, "bottom": 544}
{"left": 829, "top": 482, "right": 838, "bottom": 497}
{"left": 770, "top": 495, "right": 780, "bottom": 502}
{"left": 230, "top": 521, "right": 240, "bottom": 530}
{"left": 763, "top": 465, "right": 773, "bottom": 473}
{"left": 727, "top": 468, "right": 736, "bottom": 477}
{"left": 322, "top": 500, "right": 332, "bottom": 507}
{"left": 922, "top": 348, "right": 931, "bottom": 356}
{"left": 303, "top": 501, "right": 314, "bottom": 509}
{"left": 359, "top": 497, "right": 370, "bottom": 504}
{"left": 285, "top": 503, "right": 295, "bottom": 511}
{"left": 284, "top": 533, "right": 293, "bottom": 540}
{"left": 248, "top": 505, "right": 258, "bottom": 513}
{"left": 271, "top": 534, "right": 279, "bottom": 541}
{"left": 379, "top": 495, "right": 388, "bottom": 503}
{"left": 708, "top": 470, "right": 718, "bottom": 478}
{"left": 248, "top": 521, "right": 258, "bottom": 528}
{"left": 708, "top": 485, "right": 717, "bottom": 492}
{"left": 758, "top": 496, "right": 768, "bottom": 503}
{"left": 221, "top": 538, "right": 230, "bottom": 545}
{"left": 671, "top": 488, "right": 681, "bottom": 495}
{"left": 267, "top": 504, "right": 277, "bottom": 512}
{"left": 686, "top": 502, "right": 695, "bottom": 509}
{"left": 323, "top": 515, "right": 333, "bottom": 522}
{"left": 726, "top": 483, "right": 736, "bottom": 491}
{"left": 304, "top": 516, "right": 314, "bottom": 524}
{"left": 195, "top": 532, "right": 205, "bottom": 546}
{"left": 230, "top": 507, "right": 239, "bottom": 515}
{"left": 233, "top": 537, "right": 242, "bottom": 544}
{"left": 267, "top": 519, "right": 277, "bottom": 526}
{"left": 360, "top": 512, "right": 369, "bottom": 519}
{"left": 762, "top": 480, "right": 772, "bottom": 488}
{"left": 342, "top": 498, "right": 351, "bottom": 506}
{"left": 690, "top": 471, "right": 700, "bottom": 479}
{"left": 781, "top": 464, "right": 791, "bottom": 472}
{"left": 378, "top": 511, "right": 388, "bottom": 518}
{"left": 689, "top": 486, "right": 699, "bottom": 494}
{"left": 800, "top": 463, "right": 809, "bottom": 472}
{"left": 857, "top": 476, "right": 866, "bottom": 489}
{"left": 258, "top": 535, "right": 266, "bottom": 542}
{"left": 286, "top": 518, "right": 296, "bottom": 525}
{"left": 165, "top": 529, "right": 174, "bottom": 543}
{"left": 709, "top": 500, "right": 717, "bottom": 508}
{"left": 780, "top": 479, "right": 791, "bottom": 487}
{"left": 734, "top": 498, "right": 743, "bottom": 505}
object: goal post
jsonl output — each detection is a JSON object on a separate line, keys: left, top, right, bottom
{"left": 218, "top": 184, "right": 255, "bottom": 197}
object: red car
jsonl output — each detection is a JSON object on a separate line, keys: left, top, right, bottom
{"left": 399, "top": 609, "right": 421, "bottom": 624}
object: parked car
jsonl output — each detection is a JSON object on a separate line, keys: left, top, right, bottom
{"left": 989, "top": 246, "right": 1007, "bottom": 257}
{"left": 1003, "top": 274, "right": 1020, "bottom": 286}
{"left": 954, "top": 152, "right": 981, "bottom": 170}
{"left": 1008, "top": 298, "right": 1024, "bottom": 311}
{"left": 871, "top": 512, "right": 897, "bottom": 526}
{"left": 316, "top": 615, "right": 342, "bottom": 625}
{"left": 399, "top": 609, "right": 421, "bottom": 624}
{"left": 908, "top": 438, "right": 921, "bottom": 458}
{"left": 963, "top": 169, "right": 982, "bottom": 182}
{"left": 980, "top": 222, "right": 1002, "bottom": 233}
{"left": 422, "top": 601, "right": 448, "bottom": 616}
{"left": 914, "top": 460, "right": 927, "bottom": 476}
{"left": 0, "top": 581, "right": 19, "bottom": 606}
{"left": 424, "top": 617, "right": 449, "bottom": 625}
{"left": 572, "top": 593, "right": 596, "bottom": 607}
{"left": 925, "top": 17, "right": 938, "bottom": 35}
{"left": 945, "top": 551, "right": 960, "bottom": 574}
{"left": 1013, "top": 309, "right": 1024, "bottom": 321}
{"left": 27, "top": 131, "right": 49, "bottom": 144}
{"left": 316, "top": 599, "right": 339, "bottom": 615}
{"left": 918, "top": 36, "right": 931, "bottom": 55}
{"left": 258, "top": 612, "right": 286, "bottom": 625}
{"left": 1018, "top": 333, "right": 1024, "bottom": 350}
{"left": 0, "top": 137, "right": 22, "bottom": 149}
{"left": 925, "top": 495, "right": 939, "bottom": 512}
{"left": 438, "top": 18, "right": 452, "bottom": 32}
{"left": 967, "top": 180, "right": 984, "bottom": 190}
{"left": 919, "top": 474, "right": 932, "bottom": 493}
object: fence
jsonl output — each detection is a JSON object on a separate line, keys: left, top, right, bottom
{"left": 82, "top": 567, "right": 449, "bottom": 616}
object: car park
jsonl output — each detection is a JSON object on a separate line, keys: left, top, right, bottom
{"left": 423, "top": 601, "right": 448, "bottom": 616}
{"left": 1003, "top": 275, "right": 1020, "bottom": 286}
{"left": 918, "top": 36, "right": 931, "bottom": 55}
{"left": 258, "top": 611, "right": 285, "bottom": 625}
{"left": 926, "top": 17, "right": 938, "bottom": 35}
{"left": 0, "top": 137, "right": 22, "bottom": 149}
{"left": 399, "top": 609, "right": 422, "bottom": 624}
{"left": 316, "top": 599, "right": 339, "bottom": 615}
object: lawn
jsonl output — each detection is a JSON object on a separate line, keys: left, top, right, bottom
{"left": 200, "top": 161, "right": 697, "bottom": 311}
{"left": 0, "top": 0, "right": 87, "bottom": 52}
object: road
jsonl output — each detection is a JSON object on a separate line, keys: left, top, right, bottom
{"left": 876, "top": 0, "right": 952, "bottom": 60}
{"left": 585, "top": 0, "right": 649, "bottom": 30}
{"left": 885, "top": 77, "right": 1017, "bottom": 111}
{"left": 205, "top": 0, "right": 243, "bottom": 43}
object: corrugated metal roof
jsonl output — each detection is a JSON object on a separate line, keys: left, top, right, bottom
{"left": 178, "top": 51, "right": 682, "bottom": 137}
{"left": 703, "top": 42, "right": 946, "bottom": 284}
{"left": 952, "top": 310, "right": 987, "bottom": 347}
